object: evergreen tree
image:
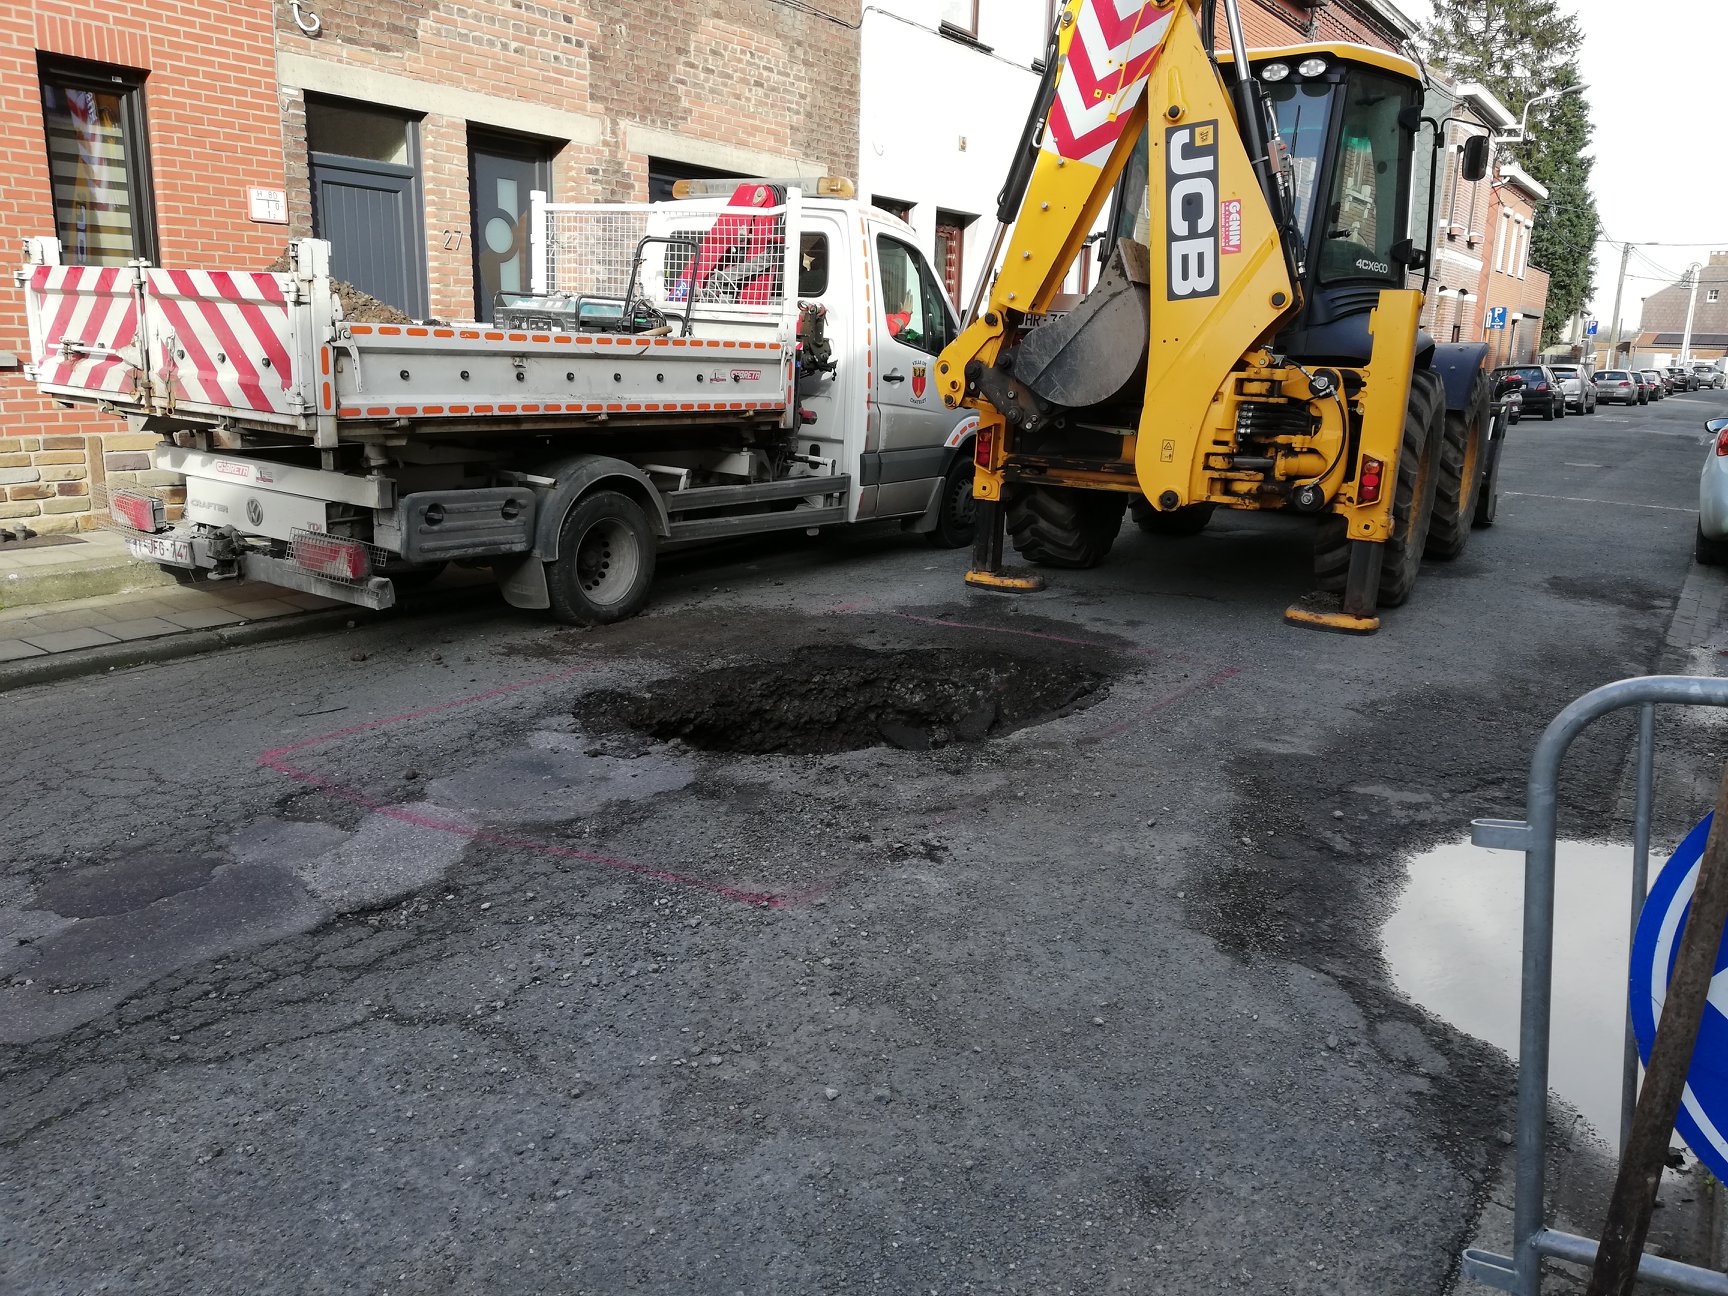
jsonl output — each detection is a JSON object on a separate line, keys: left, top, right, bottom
{"left": 1420, "top": 0, "right": 1600, "bottom": 343}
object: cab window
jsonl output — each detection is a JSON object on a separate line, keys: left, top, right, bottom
{"left": 1318, "top": 71, "right": 1411, "bottom": 284}
{"left": 876, "top": 234, "right": 953, "bottom": 356}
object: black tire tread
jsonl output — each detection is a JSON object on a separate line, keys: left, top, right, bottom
{"left": 1006, "top": 486, "right": 1128, "bottom": 569}
{"left": 1427, "top": 368, "right": 1489, "bottom": 560}
{"left": 1129, "top": 498, "right": 1215, "bottom": 536}
{"left": 1313, "top": 368, "right": 1445, "bottom": 606}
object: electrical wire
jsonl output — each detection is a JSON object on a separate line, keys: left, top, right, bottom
{"left": 765, "top": 0, "right": 859, "bottom": 28}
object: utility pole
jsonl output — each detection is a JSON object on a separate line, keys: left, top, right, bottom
{"left": 1681, "top": 262, "right": 1703, "bottom": 363}
{"left": 1607, "top": 241, "right": 1632, "bottom": 367}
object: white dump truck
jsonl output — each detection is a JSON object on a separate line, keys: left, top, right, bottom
{"left": 18, "top": 179, "right": 980, "bottom": 621}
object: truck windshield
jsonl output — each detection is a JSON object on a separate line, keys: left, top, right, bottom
{"left": 1315, "top": 70, "right": 1410, "bottom": 285}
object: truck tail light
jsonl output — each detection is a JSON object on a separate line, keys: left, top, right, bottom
{"left": 111, "top": 489, "right": 165, "bottom": 534}
{"left": 292, "top": 533, "right": 370, "bottom": 581}
{"left": 1716, "top": 429, "right": 1728, "bottom": 458}
{"left": 1359, "top": 457, "right": 1386, "bottom": 504}
{"left": 974, "top": 427, "right": 994, "bottom": 468}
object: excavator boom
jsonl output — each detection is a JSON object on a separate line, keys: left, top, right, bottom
{"left": 937, "top": 0, "right": 1490, "bottom": 633}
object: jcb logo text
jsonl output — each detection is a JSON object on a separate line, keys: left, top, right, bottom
{"left": 1166, "top": 121, "right": 1220, "bottom": 301}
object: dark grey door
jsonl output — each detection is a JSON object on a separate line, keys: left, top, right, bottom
{"left": 470, "top": 131, "right": 552, "bottom": 321}
{"left": 306, "top": 99, "right": 427, "bottom": 319}
{"left": 310, "top": 156, "right": 426, "bottom": 319}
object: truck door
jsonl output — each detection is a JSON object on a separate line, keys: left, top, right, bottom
{"left": 869, "top": 230, "right": 962, "bottom": 515}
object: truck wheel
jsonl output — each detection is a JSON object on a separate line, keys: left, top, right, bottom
{"left": 926, "top": 454, "right": 978, "bottom": 549}
{"left": 1005, "top": 485, "right": 1127, "bottom": 569}
{"left": 545, "top": 490, "right": 657, "bottom": 625}
{"left": 1313, "top": 368, "right": 1444, "bottom": 606}
{"left": 1426, "top": 368, "right": 1489, "bottom": 559}
{"left": 1129, "top": 497, "right": 1215, "bottom": 536}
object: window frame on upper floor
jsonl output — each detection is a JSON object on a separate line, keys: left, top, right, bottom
{"left": 37, "top": 55, "right": 159, "bottom": 266}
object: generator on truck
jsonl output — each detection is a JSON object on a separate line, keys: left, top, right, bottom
{"left": 938, "top": 0, "right": 1501, "bottom": 632}
{"left": 17, "top": 181, "right": 982, "bottom": 622}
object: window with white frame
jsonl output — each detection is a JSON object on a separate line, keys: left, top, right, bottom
{"left": 1494, "top": 210, "right": 1509, "bottom": 274}
{"left": 1711, "top": 289, "right": 1721, "bottom": 304}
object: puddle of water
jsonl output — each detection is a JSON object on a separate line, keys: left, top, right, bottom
{"left": 1383, "top": 838, "right": 1647, "bottom": 1143}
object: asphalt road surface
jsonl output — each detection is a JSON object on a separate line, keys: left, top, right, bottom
{"left": 4, "top": 388, "right": 1727, "bottom": 1294}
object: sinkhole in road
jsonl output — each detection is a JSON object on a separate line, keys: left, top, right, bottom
{"left": 574, "top": 644, "right": 1111, "bottom": 755}
{"left": 1382, "top": 836, "right": 1648, "bottom": 1144}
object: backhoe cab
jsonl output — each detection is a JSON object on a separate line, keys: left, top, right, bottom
{"left": 939, "top": 0, "right": 1496, "bottom": 632}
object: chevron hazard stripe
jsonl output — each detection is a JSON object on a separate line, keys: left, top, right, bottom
{"left": 1045, "top": 1, "right": 1176, "bottom": 169}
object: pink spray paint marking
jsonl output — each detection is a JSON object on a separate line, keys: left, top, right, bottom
{"left": 257, "top": 665, "right": 800, "bottom": 908}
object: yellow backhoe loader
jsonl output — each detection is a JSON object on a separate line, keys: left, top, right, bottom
{"left": 937, "top": 0, "right": 1498, "bottom": 632}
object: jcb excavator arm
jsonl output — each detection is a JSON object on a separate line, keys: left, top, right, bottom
{"left": 936, "top": 0, "right": 1435, "bottom": 632}
{"left": 937, "top": 0, "right": 1298, "bottom": 471}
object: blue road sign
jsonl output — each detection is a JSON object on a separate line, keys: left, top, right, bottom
{"left": 1487, "top": 306, "right": 1509, "bottom": 330}
{"left": 1586, "top": 319, "right": 1599, "bottom": 337}
{"left": 1630, "top": 813, "right": 1728, "bottom": 1182}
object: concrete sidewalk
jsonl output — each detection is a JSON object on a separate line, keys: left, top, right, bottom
{"left": 0, "top": 529, "right": 182, "bottom": 609}
{"left": 0, "top": 578, "right": 343, "bottom": 663}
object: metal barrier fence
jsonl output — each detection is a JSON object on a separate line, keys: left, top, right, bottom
{"left": 526, "top": 191, "right": 796, "bottom": 319}
{"left": 1463, "top": 675, "right": 1728, "bottom": 1294}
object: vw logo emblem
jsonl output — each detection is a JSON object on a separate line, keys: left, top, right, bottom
{"left": 245, "top": 498, "right": 264, "bottom": 527}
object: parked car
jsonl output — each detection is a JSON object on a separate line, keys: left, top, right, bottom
{"left": 1694, "top": 364, "right": 1727, "bottom": 390}
{"left": 1492, "top": 364, "right": 1565, "bottom": 420}
{"left": 1697, "top": 417, "right": 1728, "bottom": 564}
{"left": 1595, "top": 369, "right": 1643, "bottom": 405}
{"left": 1550, "top": 364, "right": 1597, "bottom": 414}
{"left": 1666, "top": 366, "right": 1697, "bottom": 393}
{"left": 1639, "top": 370, "right": 1666, "bottom": 402}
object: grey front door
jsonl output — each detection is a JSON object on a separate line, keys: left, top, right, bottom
{"left": 310, "top": 155, "right": 426, "bottom": 319}
{"left": 306, "top": 98, "right": 427, "bottom": 319}
{"left": 470, "top": 131, "right": 552, "bottom": 320}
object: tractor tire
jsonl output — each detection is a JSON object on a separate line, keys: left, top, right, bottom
{"left": 1129, "top": 497, "right": 1215, "bottom": 536}
{"left": 1005, "top": 485, "right": 1128, "bottom": 569}
{"left": 1313, "top": 368, "right": 1445, "bottom": 607}
{"left": 1426, "top": 368, "right": 1490, "bottom": 560}
{"left": 545, "top": 489, "right": 657, "bottom": 625}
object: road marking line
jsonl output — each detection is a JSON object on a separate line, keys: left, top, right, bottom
{"left": 1504, "top": 491, "right": 1698, "bottom": 513}
{"left": 1563, "top": 462, "right": 1605, "bottom": 468}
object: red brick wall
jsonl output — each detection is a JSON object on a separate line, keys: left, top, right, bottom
{"left": 1229, "top": 0, "right": 1410, "bottom": 51}
{"left": 276, "top": 1, "right": 862, "bottom": 322}
{"left": 0, "top": 0, "right": 287, "bottom": 532}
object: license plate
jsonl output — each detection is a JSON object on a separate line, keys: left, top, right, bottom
{"left": 129, "top": 535, "right": 194, "bottom": 566}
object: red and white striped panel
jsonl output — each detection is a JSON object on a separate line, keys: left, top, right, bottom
{"left": 143, "top": 269, "right": 296, "bottom": 416}
{"left": 1045, "top": 1, "right": 1178, "bottom": 169}
{"left": 27, "top": 264, "right": 143, "bottom": 401}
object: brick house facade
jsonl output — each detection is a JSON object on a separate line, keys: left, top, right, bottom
{"left": 1477, "top": 163, "right": 1549, "bottom": 366}
{"left": 1231, "top": 0, "right": 1417, "bottom": 50}
{"left": 0, "top": 0, "right": 289, "bottom": 533}
{"left": 1635, "top": 251, "right": 1728, "bottom": 364}
{"left": 274, "top": 0, "right": 861, "bottom": 323}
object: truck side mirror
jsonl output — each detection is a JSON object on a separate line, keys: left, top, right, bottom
{"left": 1461, "top": 135, "right": 1490, "bottom": 182}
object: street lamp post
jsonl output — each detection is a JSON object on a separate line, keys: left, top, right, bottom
{"left": 1681, "top": 263, "right": 1704, "bottom": 364}
{"left": 1497, "top": 84, "right": 1585, "bottom": 144}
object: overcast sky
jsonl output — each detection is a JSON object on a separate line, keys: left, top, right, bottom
{"left": 1401, "top": 0, "right": 1728, "bottom": 330}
